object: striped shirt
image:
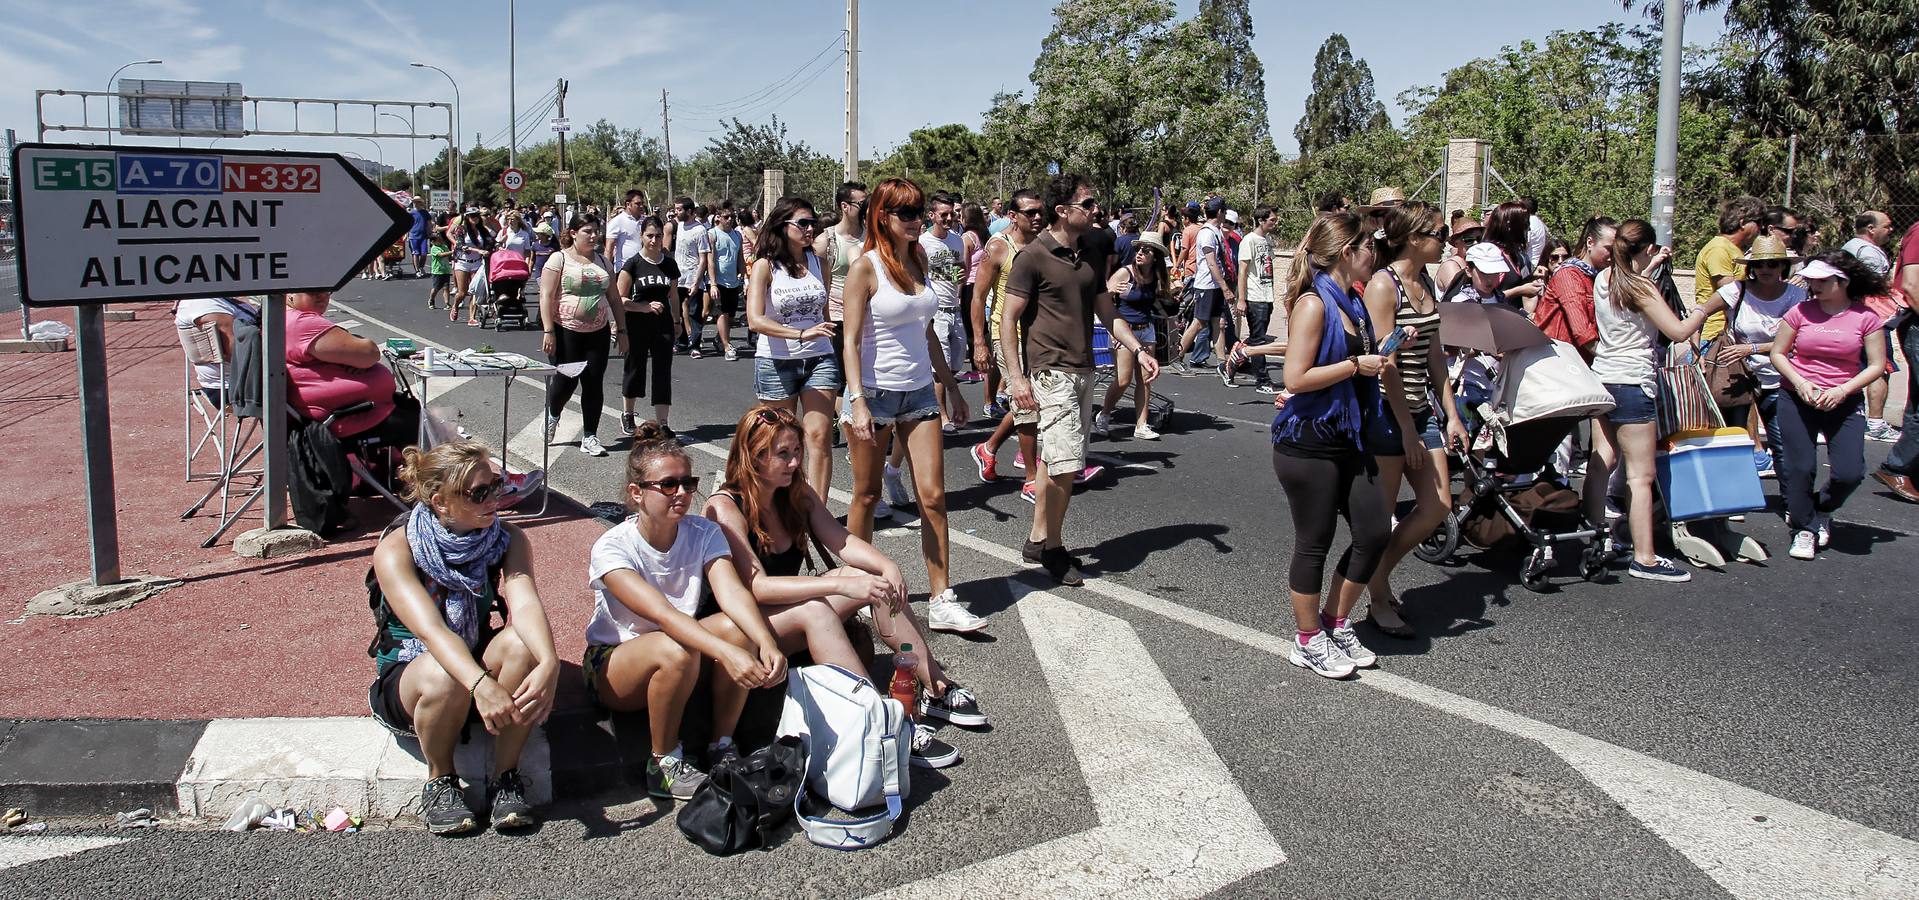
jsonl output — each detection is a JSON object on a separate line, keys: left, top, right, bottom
{"left": 1387, "top": 268, "right": 1440, "bottom": 414}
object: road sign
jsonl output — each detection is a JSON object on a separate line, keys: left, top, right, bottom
{"left": 9, "top": 144, "right": 411, "bottom": 307}
{"left": 429, "top": 189, "right": 452, "bottom": 212}
{"left": 554, "top": 193, "right": 568, "bottom": 205}
{"left": 501, "top": 167, "right": 525, "bottom": 193}
{"left": 549, "top": 117, "right": 571, "bottom": 133}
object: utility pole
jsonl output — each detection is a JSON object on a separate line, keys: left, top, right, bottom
{"left": 661, "top": 89, "right": 675, "bottom": 200}
{"left": 555, "top": 78, "right": 569, "bottom": 221}
{"left": 843, "top": 0, "right": 859, "bottom": 181}
{"left": 508, "top": 0, "right": 516, "bottom": 169}
{"left": 1649, "top": 0, "right": 1683, "bottom": 246}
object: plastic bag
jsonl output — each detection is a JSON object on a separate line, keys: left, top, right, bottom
{"left": 27, "top": 321, "right": 73, "bottom": 340}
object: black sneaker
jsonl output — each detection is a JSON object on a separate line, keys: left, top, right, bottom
{"left": 1022, "top": 539, "right": 1045, "bottom": 564}
{"left": 487, "top": 769, "right": 535, "bottom": 831}
{"left": 421, "top": 775, "right": 477, "bottom": 835}
{"left": 1041, "top": 546, "right": 1084, "bottom": 587}
{"left": 620, "top": 412, "right": 636, "bottom": 437}
{"left": 920, "top": 683, "right": 988, "bottom": 727}
{"left": 910, "top": 723, "right": 961, "bottom": 769}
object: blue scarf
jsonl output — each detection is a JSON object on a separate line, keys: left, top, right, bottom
{"left": 401, "top": 502, "right": 510, "bottom": 659}
{"left": 1271, "top": 271, "right": 1379, "bottom": 449}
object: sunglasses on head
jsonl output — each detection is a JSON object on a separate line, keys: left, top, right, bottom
{"left": 889, "top": 204, "right": 925, "bottom": 221}
{"left": 464, "top": 476, "right": 504, "bottom": 506}
{"left": 637, "top": 475, "right": 702, "bottom": 495}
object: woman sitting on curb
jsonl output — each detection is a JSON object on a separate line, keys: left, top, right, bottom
{"left": 368, "top": 440, "right": 561, "bottom": 837}
{"left": 703, "top": 405, "right": 988, "bottom": 769}
{"left": 583, "top": 424, "right": 787, "bottom": 801}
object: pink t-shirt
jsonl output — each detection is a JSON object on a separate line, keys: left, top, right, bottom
{"left": 1783, "top": 300, "right": 1880, "bottom": 390}
{"left": 285, "top": 307, "right": 395, "bottom": 436}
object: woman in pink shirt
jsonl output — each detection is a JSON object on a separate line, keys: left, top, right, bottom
{"left": 1770, "top": 253, "right": 1889, "bottom": 560}
{"left": 285, "top": 291, "right": 418, "bottom": 442}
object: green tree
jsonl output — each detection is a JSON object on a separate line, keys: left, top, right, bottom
{"left": 871, "top": 124, "right": 990, "bottom": 197}
{"left": 1294, "top": 34, "right": 1391, "bottom": 155}
{"left": 1019, "top": 0, "right": 1179, "bottom": 200}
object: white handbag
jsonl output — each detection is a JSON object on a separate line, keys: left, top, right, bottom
{"left": 775, "top": 663, "right": 911, "bottom": 849}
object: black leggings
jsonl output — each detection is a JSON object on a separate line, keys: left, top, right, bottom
{"left": 547, "top": 325, "right": 609, "bottom": 437}
{"left": 622, "top": 313, "right": 675, "bottom": 405}
{"left": 1272, "top": 447, "right": 1392, "bottom": 595}
{"left": 1777, "top": 392, "right": 1865, "bottom": 529}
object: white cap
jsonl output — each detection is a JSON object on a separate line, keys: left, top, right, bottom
{"left": 1224, "top": 209, "right": 1240, "bottom": 224}
{"left": 1797, "top": 259, "right": 1848, "bottom": 281}
{"left": 1465, "top": 242, "right": 1511, "bottom": 274}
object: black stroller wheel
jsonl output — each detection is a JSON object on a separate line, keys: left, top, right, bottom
{"left": 1414, "top": 512, "right": 1460, "bottom": 564}
{"left": 1522, "top": 547, "right": 1551, "bottom": 592}
{"left": 1580, "top": 543, "right": 1608, "bottom": 581}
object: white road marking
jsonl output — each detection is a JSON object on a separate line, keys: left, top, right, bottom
{"left": 0, "top": 836, "right": 131, "bottom": 871}
{"left": 339, "top": 298, "right": 1919, "bottom": 895}
{"left": 869, "top": 583, "right": 1285, "bottom": 898}
{"left": 507, "top": 403, "right": 576, "bottom": 472}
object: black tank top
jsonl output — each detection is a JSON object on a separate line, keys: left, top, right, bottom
{"left": 716, "top": 491, "right": 805, "bottom": 576}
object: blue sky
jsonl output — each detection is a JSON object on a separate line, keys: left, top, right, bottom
{"left": 2, "top": 1, "right": 1722, "bottom": 171}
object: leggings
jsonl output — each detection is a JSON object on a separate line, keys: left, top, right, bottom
{"left": 1272, "top": 447, "right": 1392, "bottom": 595}
{"left": 1777, "top": 391, "right": 1865, "bottom": 530}
{"left": 547, "top": 324, "right": 610, "bottom": 437}
{"left": 622, "top": 312, "right": 675, "bottom": 405}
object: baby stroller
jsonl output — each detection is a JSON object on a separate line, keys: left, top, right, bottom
{"left": 480, "top": 248, "right": 532, "bottom": 331}
{"left": 1415, "top": 339, "right": 1615, "bottom": 592}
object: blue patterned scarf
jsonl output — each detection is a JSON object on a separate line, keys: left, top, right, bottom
{"left": 1271, "top": 270, "right": 1379, "bottom": 449}
{"left": 402, "top": 502, "right": 510, "bottom": 657}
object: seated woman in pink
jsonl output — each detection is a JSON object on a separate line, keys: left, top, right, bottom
{"left": 285, "top": 291, "right": 419, "bottom": 442}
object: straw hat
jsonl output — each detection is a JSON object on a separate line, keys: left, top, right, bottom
{"left": 1738, "top": 232, "right": 1799, "bottom": 264}
{"left": 1130, "top": 230, "right": 1170, "bottom": 260}
{"left": 1366, "top": 187, "right": 1407, "bottom": 209}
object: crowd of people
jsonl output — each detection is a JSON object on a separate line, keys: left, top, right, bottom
{"left": 173, "top": 172, "right": 1917, "bottom": 836}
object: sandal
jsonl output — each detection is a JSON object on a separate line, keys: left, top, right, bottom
{"left": 1364, "top": 610, "right": 1416, "bottom": 640}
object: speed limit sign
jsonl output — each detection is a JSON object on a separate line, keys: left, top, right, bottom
{"left": 500, "top": 167, "right": 525, "bottom": 193}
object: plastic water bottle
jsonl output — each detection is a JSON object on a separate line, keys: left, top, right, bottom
{"left": 889, "top": 643, "right": 918, "bottom": 720}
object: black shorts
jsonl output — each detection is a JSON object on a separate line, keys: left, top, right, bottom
{"left": 367, "top": 633, "right": 501, "bottom": 736}
{"left": 715, "top": 285, "right": 743, "bottom": 319}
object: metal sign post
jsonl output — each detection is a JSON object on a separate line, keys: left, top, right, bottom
{"left": 11, "top": 143, "right": 409, "bottom": 581}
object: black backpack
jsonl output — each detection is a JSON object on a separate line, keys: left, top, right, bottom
{"left": 677, "top": 736, "right": 808, "bottom": 855}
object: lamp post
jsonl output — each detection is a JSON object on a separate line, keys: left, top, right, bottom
{"left": 355, "top": 138, "right": 386, "bottom": 183}
{"left": 105, "top": 58, "right": 162, "bottom": 146}
{"left": 410, "top": 62, "right": 461, "bottom": 205}
{"left": 379, "top": 111, "right": 418, "bottom": 195}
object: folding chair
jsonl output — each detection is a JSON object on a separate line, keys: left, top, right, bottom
{"left": 176, "top": 319, "right": 264, "bottom": 536}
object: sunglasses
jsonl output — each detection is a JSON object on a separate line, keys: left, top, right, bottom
{"left": 889, "top": 204, "right": 925, "bottom": 221}
{"left": 1748, "top": 260, "right": 1788, "bottom": 270}
{"left": 1014, "top": 206, "right": 1045, "bottom": 218}
{"left": 1549, "top": 252, "right": 1569, "bottom": 261}
{"left": 755, "top": 407, "right": 793, "bottom": 427}
{"left": 465, "top": 477, "right": 504, "bottom": 506}
{"left": 789, "top": 217, "right": 819, "bottom": 230}
{"left": 637, "top": 475, "right": 702, "bottom": 495}
{"left": 1416, "top": 229, "right": 1450, "bottom": 241}
{"left": 1072, "top": 198, "right": 1100, "bottom": 211}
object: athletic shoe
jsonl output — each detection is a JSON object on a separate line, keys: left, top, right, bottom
{"left": 984, "top": 401, "right": 1008, "bottom": 419}
{"left": 724, "top": 348, "right": 739, "bottom": 361}
{"left": 1812, "top": 513, "right": 1832, "bottom": 549}
{"left": 1092, "top": 411, "right": 1111, "bottom": 437}
{"left": 579, "top": 435, "right": 607, "bottom": 457}
{"left": 1866, "top": 420, "right": 1900, "bottom": 442}
{"left": 1288, "top": 631, "right": 1357, "bottom": 680}
{"left": 1604, "top": 496, "right": 1625, "bottom": 520}
{"left": 921, "top": 683, "right": 988, "bottom": 727}
{"left": 1169, "top": 361, "right": 1198, "bottom": 377}
{"left": 872, "top": 502, "right": 894, "bottom": 520}
{"left": 1013, "top": 452, "right": 1026, "bottom": 470}
{"left": 972, "top": 443, "right": 1000, "bottom": 482}
{"left": 1789, "top": 530, "right": 1817, "bottom": 560}
{"left": 942, "top": 421, "right": 959, "bottom": 435}
{"left": 544, "top": 413, "right": 559, "bottom": 444}
{"left": 421, "top": 775, "right": 478, "bottom": 835}
{"left": 646, "top": 752, "right": 709, "bottom": 801}
{"left": 1019, "top": 482, "right": 1036, "bottom": 505}
{"left": 959, "top": 371, "right": 984, "bottom": 384}
{"left": 910, "top": 724, "right": 960, "bottom": 769}
{"left": 1753, "top": 450, "right": 1776, "bottom": 479}
{"left": 883, "top": 464, "right": 912, "bottom": 508}
{"left": 1327, "top": 626, "right": 1378, "bottom": 669}
{"left": 1040, "top": 545, "right": 1084, "bottom": 587}
{"left": 487, "top": 768, "right": 535, "bottom": 830}
{"left": 690, "top": 348, "right": 703, "bottom": 359}
{"left": 1216, "top": 362, "right": 1237, "bottom": 387}
{"left": 620, "top": 412, "right": 636, "bottom": 437}
{"left": 1254, "top": 383, "right": 1281, "bottom": 395}
{"left": 928, "top": 589, "right": 987, "bottom": 633}
{"left": 1628, "top": 556, "right": 1691, "bottom": 583}
{"left": 1075, "top": 465, "right": 1105, "bottom": 484}
{"left": 1134, "top": 423, "right": 1161, "bottom": 441}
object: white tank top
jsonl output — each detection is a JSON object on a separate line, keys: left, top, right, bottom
{"left": 858, "top": 249, "right": 937, "bottom": 391}
{"left": 1590, "top": 268, "right": 1658, "bottom": 389}
{"left": 758, "top": 252, "right": 831, "bottom": 360}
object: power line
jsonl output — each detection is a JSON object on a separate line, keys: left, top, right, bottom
{"left": 696, "top": 51, "right": 843, "bottom": 127}
{"left": 678, "top": 33, "right": 845, "bottom": 114}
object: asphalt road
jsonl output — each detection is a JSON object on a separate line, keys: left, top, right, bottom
{"left": 6, "top": 273, "right": 1917, "bottom": 898}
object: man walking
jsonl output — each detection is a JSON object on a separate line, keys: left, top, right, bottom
{"left": 605, "top": 190, "right": 648, "bottom": 271}
{"left": 1234, "top": 205, "right": 1281, "bottom": 394}
{"left": 972, "top": 189, "right": 1043, "bottom": 496}
{"left": 670, "top": 197, "right": 715, "bottom": 357}
{"left": 922, "top": 193, "right": 970, "bottom": 431}
{"left": 1695, "top": 196, "right": 1765, "bottom": 342}
{"left": 1172, "top": 197, "right": 1238, "bottom": 383}
{"left": 998, "top": 174, "right": 1159, "bottom": 586}
{"left": 711, "top": 201, "right": 745, "bottom": 361}
{"left": 1840, "top": 210, "right": 1902, "bottom": 442}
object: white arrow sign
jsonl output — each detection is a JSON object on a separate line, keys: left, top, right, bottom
{"left": 10, "top": 144, "right": 411, "bottom": 306}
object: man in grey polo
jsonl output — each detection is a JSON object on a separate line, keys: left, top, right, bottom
{"left": 998, "top": 174, "right": 1160, "bottom": 586}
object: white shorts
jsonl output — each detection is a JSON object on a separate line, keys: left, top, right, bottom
{"left": 933, "top": 307, "right": 968, "bottom": 373}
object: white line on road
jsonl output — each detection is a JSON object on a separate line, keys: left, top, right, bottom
{"left": 0, "top": 836, "right": 131, "bottom": 871}
{"left": 870, "top": 583, "right": 1285, "bottom": 898}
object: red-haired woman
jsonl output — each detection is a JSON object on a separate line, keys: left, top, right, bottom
{"left": 840, "top": 178, "right": 986, "bottom": 635}
{"left": 704, "top": 405, "right": 986, "bottom": 768}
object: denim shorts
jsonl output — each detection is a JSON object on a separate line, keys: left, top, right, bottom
{"left": 1604, "top": 382, "right": 1656, "bottom": 425}
{"left": 845, "top": 383, "right": 940, "bottom": 426}
{"left": 754, "top": 353, "right": 841, "bottom": 401}
{"left": 1192, "top": 288, "right": 1227, "bottom": 321}
{"left": 1367, "top": 408, "right": 1446, "bottom": 456}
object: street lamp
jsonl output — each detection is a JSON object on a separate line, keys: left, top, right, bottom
{"left": 379, "top": 111, "right": 418, "bottom": 195}
{"left": 105, "top": 58, "right": 163, "bottom": 146}
{"left": 410, "top": 62, "right": 460, "bottom": 206}
{"left": 355, "top": 137, "right": 386, "bottom": 176}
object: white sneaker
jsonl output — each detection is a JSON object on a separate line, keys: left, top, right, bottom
{"left": 883, "top": 464, "right": 912, "bottom": 508}
{"left": 927, "top": 589, "right": 987, "bottom": 633}
{"left": 871, "top": 502, "right": 894, "bottom": 521}
{"left": 1788, "top": 530, "right": 1817, "bottom": 560}
{"left": 1133, "top": 423, "right": 1160, "bottom": 441}
{"left": 1288, "top": 631, "right": 1356, "bottom": 680}
{"left": 1812, "top": 513, "right": 1832, "bottom": 549}
{"left": 579, "top": 435, "right": 607, "bottom": 457}
{"left": 1327, "top": 625, "right": 1378, "bottom": 668}
{"left": 1092, "top": 411, "right": 1111, "bottom": 436}
{"left": 724, "top": 347, "right": 739, "bottom": 361}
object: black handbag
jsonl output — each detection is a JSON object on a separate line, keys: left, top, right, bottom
{"left": 677, "top": 735, "right": 808, "bottom": 855}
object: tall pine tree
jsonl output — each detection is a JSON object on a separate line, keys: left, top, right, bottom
{"left": 1294, "top": 34, "right": 1391, "bottom": 155}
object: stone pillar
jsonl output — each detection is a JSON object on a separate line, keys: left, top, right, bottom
{"left": 761, "top": 169, "right": 785, "bottom": 217}
{"left": 1444, "top": 138, "right": 1488, "bottom": 219}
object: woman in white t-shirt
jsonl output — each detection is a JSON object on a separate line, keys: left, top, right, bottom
{"left": 172, "top": 296, "right": 258, "bottom": 405}
{"left": 1715, "top": 233, "right": 1806, "bottom": 476}
{"left": 840, "top": 178, "right": 983, "bottom": 634}
{"left": 582, "top": 427, "right": 786, "bottom": 801}
{"left": 746, "top": 197, "right": 842, "bottom": 497}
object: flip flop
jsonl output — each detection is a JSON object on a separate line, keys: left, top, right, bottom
{"left": 1364, "top": 611, "right": 1416, "bottom": 640}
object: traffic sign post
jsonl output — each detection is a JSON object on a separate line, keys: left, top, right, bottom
{"left": 549, "top": 117, "right": 570, "bottom": 133}
{"left": 10, "top": 143, "right": 409, "bottom": 583}
{"left": 500, "top": 167, "right": 524, "bottom": 193}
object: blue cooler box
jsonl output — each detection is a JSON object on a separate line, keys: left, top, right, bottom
{"left": 1657, "top": 427, "right": 1766, "bottom": 520}
{"left": 1092, "top": 322, "right": 1114, "bottom": 367}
